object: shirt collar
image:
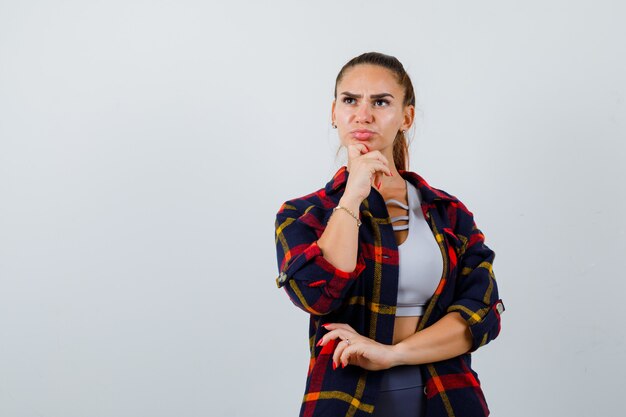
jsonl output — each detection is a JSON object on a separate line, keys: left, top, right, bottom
{"left": 324, "top": 165, "right": 456, "bottom": 204}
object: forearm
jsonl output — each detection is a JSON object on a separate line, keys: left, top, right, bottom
{"left": 316, "top": 195, "right": 363, "bottom": 272}
{"left": 390, "top": 312, "right": 473, "bottom": 367}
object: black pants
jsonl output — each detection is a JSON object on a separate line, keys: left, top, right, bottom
{"left": 372, "top": 364, "right": 426, "bottom": 417}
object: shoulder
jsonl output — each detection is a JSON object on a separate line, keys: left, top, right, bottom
{"left": 404, "top": 170, "right": 478, "bottom": 233}
{"left": 402, "top": 170, "right": 461, "bottom": 205}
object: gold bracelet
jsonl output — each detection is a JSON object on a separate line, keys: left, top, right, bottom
{"left": 332, "top": 205, "right": 362, "bottom": 227}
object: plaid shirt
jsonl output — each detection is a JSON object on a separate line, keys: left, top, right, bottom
{"left": 274, "top": 165, "right": 504, "bottom": 417}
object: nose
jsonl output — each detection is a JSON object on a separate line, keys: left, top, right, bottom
{"left": 355, "top": 101, "right": 373, "bottom": 123}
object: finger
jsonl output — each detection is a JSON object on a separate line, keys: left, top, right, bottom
{"left": 333, "top": 338, "right": 356, "bottom": 368}
{"left": 373, "top": 172, "right": 381, "bottom": 190}
{"left": 364, "top": 159, "right": 393, "bottom": 180}
{"left": 321, "top": 323, "right": 335, "bottom": 330}
{"left": 323, "top": 323, "right": 356, "bottom": 333}
{"left": 347, "top": 143, "right": 369, "bottom": 161}
{"left": 361, "top": 150, "right": 390, "bottom": 167}
{"left": 332, "top": 340, "right": 347, "bottom": 368}
{"left": 340, "top": 344, "right": 357, "bottom": 368}
{"left": 319, "top": 328, "right": 345, "bottom": 345}
{"left": 364, "top": 159, "right": 392, "bottom": 177}
{"left": 369, "top": 163, "right": 390, "bottom": 189}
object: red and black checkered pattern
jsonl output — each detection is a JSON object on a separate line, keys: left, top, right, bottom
{"left": 275, "top": 165, "right": 504, "bottom": 417}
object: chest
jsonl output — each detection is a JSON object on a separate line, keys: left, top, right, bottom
{"left": 354, "top": 191, "right": 461, "bottom": 333}
{"left": 379, "top": 183, "right": 410, "bottom": 246}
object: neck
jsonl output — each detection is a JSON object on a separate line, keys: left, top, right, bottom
{"left": 382, "top": 147, "right": 401, "bottom": 186}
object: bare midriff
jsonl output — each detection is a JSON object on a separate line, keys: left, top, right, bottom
{"left": 393, "top": 315, "right": 421, "bottom": 344}
{"left": 383, "top": 182, "right": 422, "bottom": 345}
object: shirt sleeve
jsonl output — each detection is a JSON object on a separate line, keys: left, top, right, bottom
{"left": 274, "top": 202, "right": 367, "bottom": 316}
{"left": 446, "top": 201, "right": 505, "bottom": 352}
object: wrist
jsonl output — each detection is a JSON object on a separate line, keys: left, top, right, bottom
{"left": 389, "top": 342, "right": 408, "bottom": 367}
{"left": 338, "top": 195, "right": 363, "bottom": 213}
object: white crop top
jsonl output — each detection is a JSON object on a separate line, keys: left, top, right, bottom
{"left": 385, "top": 180, "right": 443, "bottom": 316}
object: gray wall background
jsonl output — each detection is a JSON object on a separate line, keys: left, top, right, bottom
{"left": 1, "top": 1, "right": 625, "bottom": 416}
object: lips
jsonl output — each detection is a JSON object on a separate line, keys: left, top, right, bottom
{"left": 351, "top": 129, "right": 375, "bottom": 140}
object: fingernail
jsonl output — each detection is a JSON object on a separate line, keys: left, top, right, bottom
{"left": 377, "top": 182, "right": 381, "bottom": 189}
{"left": 316, "top": 339, "right": 323, "bottom": 347}
{"left": 322, "top": 323, "right": 330, "bottom": 328}
{"left": 341, "top": 362, "right": 346, "bottom": 368}
{"left": 332, "top": 361, "right": 337, "bottom": 370}
{"left": 390, "top": 172, "right": 394, "bottom": 176}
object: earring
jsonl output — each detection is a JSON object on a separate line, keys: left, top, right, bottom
{"left": 332, "top": 123, "right": 337, "bottom": 129}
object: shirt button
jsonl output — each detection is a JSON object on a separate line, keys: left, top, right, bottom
{"left": 277, "top": 271, "right": 288, "bottom": 284}
{"left": 495, "top": 301, "right": 505, "bottom": 314}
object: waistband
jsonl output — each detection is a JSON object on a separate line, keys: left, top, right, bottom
{"left": 379, "top": 364, "right": 424, "bottom": 392}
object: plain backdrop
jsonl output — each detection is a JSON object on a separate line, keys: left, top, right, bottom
{"left": 1, "top": 1, "right": 625, "bottom": 416}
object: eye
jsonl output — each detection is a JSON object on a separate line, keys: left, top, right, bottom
{"left": 374, "top": 99, "right": 390, "bottom": 107}
{"left": 342, "top": 97, "right": 356, "bottom": 105}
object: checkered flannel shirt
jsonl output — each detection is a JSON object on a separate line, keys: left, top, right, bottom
{"left": 275, "top": 165, "right": 504, "bottom": 417}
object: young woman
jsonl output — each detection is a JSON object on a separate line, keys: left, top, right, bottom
{"left": 274, "top": 52, "right": 504, "bottom": 417}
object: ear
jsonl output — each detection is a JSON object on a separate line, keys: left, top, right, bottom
{"left": 402, "top": 104, "right": 415, "bottom": 131}
{"left": 331, "top": 99, "right": 336, "bottom": 125}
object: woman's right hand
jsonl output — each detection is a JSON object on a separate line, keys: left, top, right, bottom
{"left": 344, "top": 144, "right": 393, "bottom": 202}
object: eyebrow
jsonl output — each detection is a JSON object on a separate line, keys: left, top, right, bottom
{"left": 339, "top": 91, "right": 395, "bottom": 99}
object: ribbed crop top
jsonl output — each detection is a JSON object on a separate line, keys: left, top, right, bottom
{"left": 385, "top": 180, "right": 443, "bottom": 316}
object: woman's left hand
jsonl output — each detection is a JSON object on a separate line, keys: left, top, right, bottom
{"left": 318, "top": 323, "right": 398, "bottom": 371}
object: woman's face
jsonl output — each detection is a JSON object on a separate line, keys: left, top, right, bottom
{"left": 332, "top": 64, "right": 414, "bottom": 159}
